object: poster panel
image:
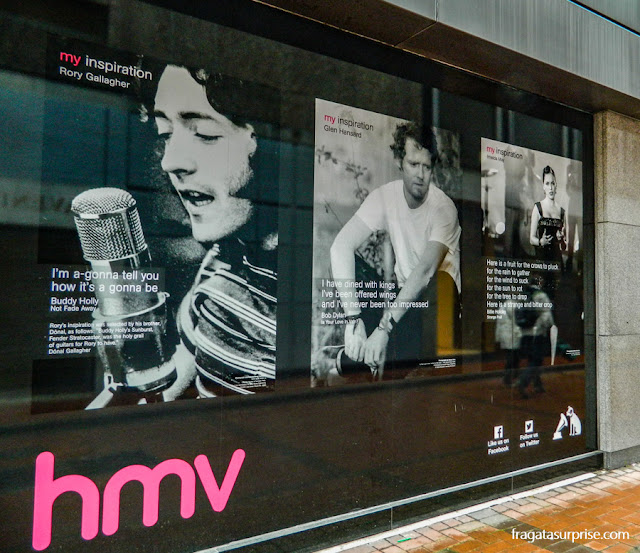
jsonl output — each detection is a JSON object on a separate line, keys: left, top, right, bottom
{"left": 34, "top": 37, "right": 281, "bottom": 412}
{"left": 311, "top": 99, "right": 462, "bottom": 385}
{"left": 481, "top": 138, "right": 584, "bottom": 395}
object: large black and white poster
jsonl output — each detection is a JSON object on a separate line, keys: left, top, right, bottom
{"left": 482, "top": 138, "right": 584, "bottom": 398}
{"left": 311, "top": 99, "right": 463, "bottom": 385}
{"left": 34, "top": 38, "right": 281, "bottom": 411}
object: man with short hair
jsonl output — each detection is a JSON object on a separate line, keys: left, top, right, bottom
{"left": 330, "top": 122, "right": 461, "bottom": 375}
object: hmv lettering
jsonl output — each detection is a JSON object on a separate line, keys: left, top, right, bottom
{"left": 32, "top": 450, "right": 246, "bottom": 550}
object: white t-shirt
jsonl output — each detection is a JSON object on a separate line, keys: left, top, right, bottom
{"left": 356, "top": 180, "right": 461, "bottom": 291}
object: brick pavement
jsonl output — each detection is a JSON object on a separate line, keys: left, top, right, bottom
{"left": 315, "top": 465, "right": 640, "bottom": 553}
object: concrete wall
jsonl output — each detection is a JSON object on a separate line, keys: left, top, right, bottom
{"left": 595, "top": 111, "right": 640, "bottom": 468}
{"left": 394, "top": 0, "right": 640, "bottom": 108}
{"left": 262, "top": 0, "right": 640, "bottom": 118}
{"left": 579, "top": 1, "right": 640, "bottom": 34}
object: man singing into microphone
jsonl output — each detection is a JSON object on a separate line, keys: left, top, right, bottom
{"left": 146, "top": 64, "right": 278, "bottom": 398}
{"left": 330, "top": 122, "right": 460, "bottom": 376}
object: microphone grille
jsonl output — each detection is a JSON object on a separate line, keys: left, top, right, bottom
{"left": 72, "top": 188, "right": 147, "bottom": 261}
{"left": 72, "top": 187, "right": 136, "bottom": 214}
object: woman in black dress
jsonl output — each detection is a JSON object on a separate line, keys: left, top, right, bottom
{"left": 529, "top": 165, "right": 566, "bottom": 265}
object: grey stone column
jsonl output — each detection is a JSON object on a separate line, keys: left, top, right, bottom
{"left": 595, "top": 111, "right": 640, "bottom": 468}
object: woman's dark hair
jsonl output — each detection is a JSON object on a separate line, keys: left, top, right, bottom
{"left": 390, "top": 122, "right": 438, "bottom": 164}
{"left": 542, "top": 165, "right": 556, "bottom": 183}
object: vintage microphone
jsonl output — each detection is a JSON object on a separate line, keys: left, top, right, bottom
{"left": 71, "top": 188, "right": 176, "bottom": 407}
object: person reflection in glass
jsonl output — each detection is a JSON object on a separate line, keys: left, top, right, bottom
{"left": 517, "top": 274, "right": 555, "bottom": 399}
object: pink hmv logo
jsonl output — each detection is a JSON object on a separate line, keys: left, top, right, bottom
{"left": 32, "top": 449, "right": 246, "bottom": 550}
